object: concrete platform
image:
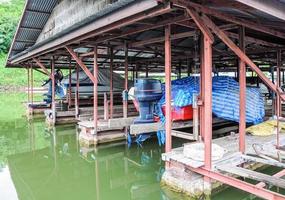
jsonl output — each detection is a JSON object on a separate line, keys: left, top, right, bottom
{"left": 78, "top": 130, "right": 126, "bottom": 147}
{"left": 161, "top": 134, "right": 285, "bottom": 198}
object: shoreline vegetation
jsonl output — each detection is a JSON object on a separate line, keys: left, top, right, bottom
{"left": 0, "top": 0, "right": 35, "bottom": 88}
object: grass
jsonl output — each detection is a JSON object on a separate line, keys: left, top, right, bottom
{"left": 0, "top": 53, "right": 46, "bottom": 87}
{"left": 0, "top": 0, "right": 48, "bottom": 87}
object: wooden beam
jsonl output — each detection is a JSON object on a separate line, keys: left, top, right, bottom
{"left": 34, "top": 68, "right": 48, "bottom": 76}
{"left": 171, "top": 0, "right": 285, "bottom": 39}
{"left": 65, "top": 46, "right": 96, "bottom": 84}
{"left": 225, "top": 31, "right": 284, "bottom": 48}
{"left": 32, "top": 58, "right": 52, "bottom": 78}
{"left": 185, "top": 7, "right": 214, "bottom": 43}
{"left": 12, "top": 1, "right": 171, "bottom": 64}
{"left": 85, "top": 15, "right": 189, "bottom": 47}
{"left": 217, "top": 165, "right": 285, "bottom": 189}
{"left": 200, "top": 14, "right": 285, "bottom": 100}
{"left": 115, "top": 31, "right": 196, "bottom": 50}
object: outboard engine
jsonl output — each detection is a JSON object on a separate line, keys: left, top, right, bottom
{"left": 134, "top": 78, "right": 162, "bottom": 124}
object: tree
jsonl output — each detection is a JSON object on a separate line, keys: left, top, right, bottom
{"left": 0, "top": 0, "right": 24, "bottom": 54}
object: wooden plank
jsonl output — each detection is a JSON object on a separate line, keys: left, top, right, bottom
{"left": 171, "top": 130, "right": 195, "bottom": 140}
{"left": 130, "top": 118, "right": 225, "bottom": 135}
{"left": 108, "top": 116, "right": 137, "bottom": 128}
{"left": 217, "top": 165, "right": 285, "bottom": 189}
{"left": 242, "top": 155, "right": 285, "bottom": 168}
{"left": 130, "top": 122, "right": 163, "bottom": 135}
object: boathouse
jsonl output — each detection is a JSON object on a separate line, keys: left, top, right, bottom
{"left": 6, "top": 0, "right": 285, "bottom": 199}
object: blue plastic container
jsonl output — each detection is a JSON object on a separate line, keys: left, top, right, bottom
{"left": 134, "top": 78, "right": 162, "bottom": 124}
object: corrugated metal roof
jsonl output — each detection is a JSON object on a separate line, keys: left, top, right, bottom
{"left": 8, "top": 0, "right": 141, "bottom": 62}
{"left": 9, "top": 0, "right": 58, "bottom": 58}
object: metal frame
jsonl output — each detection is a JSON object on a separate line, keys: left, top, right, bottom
{"left": 164, "top": 1, "right": 285, "bottom": 199}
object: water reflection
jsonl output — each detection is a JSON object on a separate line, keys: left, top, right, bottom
{"left": 0, "top": 93, "right": 268, "bottom": 200}
{"left": 2, "top": 118, "right": 173, "bottom": 200}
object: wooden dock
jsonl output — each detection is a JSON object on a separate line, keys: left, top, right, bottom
{"left": 78, "top": 116, "right": 138, "bottom": 146}
{"left": 45, "top": 103, "right": 138, "bottom": 126}
{"left": 162, "top": 134, "right": 285, "bottom": 198}
{"left": 24, "top": 102, "right": 50, "bottom": 118}
{"left": 130, "top": 118, "right": 236, "bottom": 137}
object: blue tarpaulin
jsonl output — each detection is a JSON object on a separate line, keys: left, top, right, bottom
{"left": 156, "top": 76, "right": 265, "bottom": 145}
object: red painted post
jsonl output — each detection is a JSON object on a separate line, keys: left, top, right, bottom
{"left": 93, "top": 46, "right": 98, "bottom": 133}
{"left": 200, "top": 35, "right": 205, "bottom": 140}
{"left": 277, "top": 50, "right": 282, "bottom": 148}
{"left": 31, "top": 65, "right": 34, "bottom": 105}
{"left": 239, "top": 26, "right": 246, "bottom": 154}
{"left": 202, "top": 36, "right": 213, "bottom": 171}
{"left": 27, "top": 67, "right": 30, "bottom": 104}
{"left": 123, "top": 42, "right": 128, "bottom": 118}
{"left": 68, "top": 59, "right": 72, "bottom": 109}
{"left": 104, "top": 93, "right": 109, "bottom": 120}
{"left": 109, "top": 47, "right": 114, "bottom": 119}
{"left": 75, "top": 64, "right": 79, "bottom": 118}
{"left": 165, "top": 25, "right": 172, "bottom": 164}
{"left": 51, "top": 58, "right": 56, "bottom": 125}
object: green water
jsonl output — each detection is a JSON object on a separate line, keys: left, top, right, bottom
{"left": 0, "top": 92, "right": 281, "bottom": 200}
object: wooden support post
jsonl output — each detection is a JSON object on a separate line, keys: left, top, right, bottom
{"left": 165, "top": 24, "right": 172, "bottom": 167}
{"left": 193, "top": 93, "right": 199, "bottom": 141}
{"left": 75, "top": 64, "right": 79, "bottom": 118}
{"left": 202, "top": 36, "right": 213, "bottom": 171}
{"left": 200, "top": 36, "right": 205, "bottom": 139}
{"left": 109, "top": 47, "right": 114, "bottom": 119}
{"left": 277, "top": 50, "right": 282, "bottom": 148}
{"left": 123, "top": 42, "right": 128, "bottom": 118}
{"left": 31, "top": 65, "right": 34, "bottom": 104}
{"left": 68, "top": 59, "right": 72, "bottom": 109}
{"left": 187, "top": 5, "right": 213, "bottom": 173}
{"left": 104, "top": 93, "right": 109, "bottom": 120}
{"left": 239, "top": 26, "right": 246, "bottom": 154}
{"left": 27, "top": 67, "right": 30, "bottom": 103}
{"left": 51, "top": 58, "right": 56, "bottom": 125}
{"left": 94, "top": 46, "right": 98, "bottom": 133}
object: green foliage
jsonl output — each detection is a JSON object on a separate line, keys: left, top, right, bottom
{"left": 0, "top": 0, "right": 47, "bottom": 86}
{"left": 0, "top": 0, "right": 25, "bottom": 54}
